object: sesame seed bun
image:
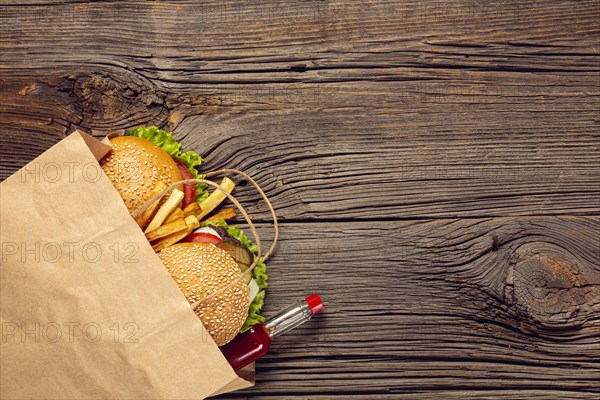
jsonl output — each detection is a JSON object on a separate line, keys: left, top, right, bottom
{"left": 100, "top": 136, "right": 182, "bottom": 213}
{"left": 158, "top": 242, "right": 250, "bottom": 346}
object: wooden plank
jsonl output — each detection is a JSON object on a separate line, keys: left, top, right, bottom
{"left": 2, "top": 79, "right": 598, "bottom": 220}
{"left": 1, "top": 0, "right": 599, "bottom": 219}
{"left": 217, "top": 217, "right": 599, "bottom": 398}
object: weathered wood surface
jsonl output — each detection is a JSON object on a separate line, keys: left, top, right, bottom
{"left": 252, "top": 218, "right": 599, "bottom": 398}
{"left": 1, "top": 1, "right": 599, "bottom": 399}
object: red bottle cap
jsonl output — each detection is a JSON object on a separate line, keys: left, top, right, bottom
{"left": 305, "top": 293, "right": 324, "bottom": 315}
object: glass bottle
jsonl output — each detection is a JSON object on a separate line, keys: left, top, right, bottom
{"left": 221, "top": 294, "right": 324, "bottom": 371}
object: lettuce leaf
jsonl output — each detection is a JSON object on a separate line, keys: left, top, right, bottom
{"left": 129, "top": 126, "right": 208, "bottom": 202}
{"left": 209, "top": 219, "right": 268, "bottom": 333}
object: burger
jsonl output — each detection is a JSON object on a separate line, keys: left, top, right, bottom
{"left": 159, "top": 243, "right": 250, "bottom": 345}
{"left": 100, "top": 126, "right": 268, "bottom": 346}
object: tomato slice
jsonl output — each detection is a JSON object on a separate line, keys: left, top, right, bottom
{"left": 172, "top": 158, "right": 196, "bottom": 208}
{"left": 184, "top": 232, "right": 222, "bottom": 244}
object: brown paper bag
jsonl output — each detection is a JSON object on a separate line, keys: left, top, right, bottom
{"left": 0, "top": 131, "right": 253, "bottom": 399}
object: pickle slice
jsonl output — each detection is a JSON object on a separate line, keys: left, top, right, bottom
{"left": 216, "top": 241, "right": 253, "bottom": 284}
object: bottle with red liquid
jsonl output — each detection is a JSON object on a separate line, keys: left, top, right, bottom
{"left": 221, "top": 294, "right": 324, "bottom": 371}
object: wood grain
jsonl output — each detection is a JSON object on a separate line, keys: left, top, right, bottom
{"left": 225, "top": 218, "right": 600, "bottom": 398}
{"left": 1, "top": 0, "right": 599, "bottom": 219}
{"left": 1, "top": 0, "right": 599, "bottom": 399}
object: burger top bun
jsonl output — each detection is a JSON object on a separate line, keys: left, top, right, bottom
{"left": 100, "top": 136, "right": 183, "bottom": 213}
{"left": 158, "top": 242, "right": 250, "bottom": 346}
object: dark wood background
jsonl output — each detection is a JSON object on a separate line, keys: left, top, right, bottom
{"left": 1, "top": 1, "right": 599, "bottom": 399}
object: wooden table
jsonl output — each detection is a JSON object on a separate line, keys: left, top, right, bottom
{"left": 1, "top": 1, "right": 599, "bottom": 398}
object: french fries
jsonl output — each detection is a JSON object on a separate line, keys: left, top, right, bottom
{"left": 152, "top": 228, "right": 189, "bottom": 252}
{"left": 145, "top": 218, "right": 188, "bottom": 242}
{"left": 141, "top": 176, "right": 237, "bottom": 253}
{"left": 145, "top": 188, "right": 184, "bottom": 233}
{"left": 201, "top": 207, "right": 237, "bottom": 226}
{"left": 196, "top": 177, "right": 235, "bottom": 221}
{"left": 164, "top": 207, "right": 184, "bottom": 224}
{"left": 182, "top": 202, "right": 201, "bottom": 219}
{"left": 152, "top": 215, "right": 199, "bottom": 252}
{"left": 184, "top": 214, "right": 200, "bottom": 230}
{"left": 134, "top": 180, "right": 168, "bottom": 230}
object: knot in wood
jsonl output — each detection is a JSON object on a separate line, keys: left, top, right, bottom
{"left": 69, "top": 72, "right": 167, "bottom": 130}
{"left": 511, "top": 242, "right": 597, "bottom": 331}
